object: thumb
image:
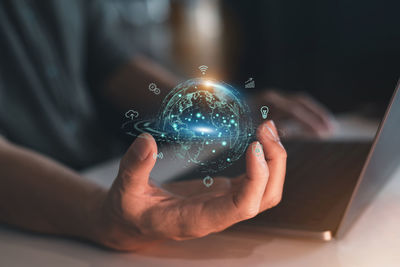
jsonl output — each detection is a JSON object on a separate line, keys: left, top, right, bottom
{"left": 117, "top": 133, "right": 157, "bottom": 190}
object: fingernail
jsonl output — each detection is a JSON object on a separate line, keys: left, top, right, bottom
{"left": 252, "top": 141, "right": 264, "bottom": 158}
{"left": 133, "top": 134, "right": 151, "bottom": 161}
{"left": 265, "top": 124, "right": 279, "bottom": 142}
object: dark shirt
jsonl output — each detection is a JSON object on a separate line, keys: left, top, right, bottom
{"left": 0, "top": 0, "right": 134, "bottom": 169}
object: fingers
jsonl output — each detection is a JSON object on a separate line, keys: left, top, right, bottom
{"left": 191, "top": 128, "right": 283, "bottom": 232}
{"left": 256, "top": 120, "right": 287, "bottom": 211}
{"left": 137, "top": 126, "right": 282, "bottom": 240}
{"left": 231, "top": 141, "right": 270, "bottom": 219}
{"left": 117, "top": 133, "right": 157, "bottom": 190}
{"left": 190, "top": 142, "right": 269, "bottom": 235}
{"left": 283, "top": 99, "right": 330, "bottom": 136}
{"left": 264, "top": 90, "right": 334, "bottom": 136}
{"left": 292, "top": 93, "right": 336, "bottom": 133}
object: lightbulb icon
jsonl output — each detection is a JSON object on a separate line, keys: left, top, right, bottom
{"left": 260, "top": 106, "right": 269, "bottom": 119}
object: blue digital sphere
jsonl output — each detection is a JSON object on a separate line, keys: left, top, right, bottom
{"left": 157, "top": 78, "right": 253, "bottom": 173}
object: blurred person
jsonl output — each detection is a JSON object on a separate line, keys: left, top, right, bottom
{"left": 225, "top": 0, "right": 400, "bottom": 115}
{"left": 0, "top": 0, "right": 333, "bottom": 251}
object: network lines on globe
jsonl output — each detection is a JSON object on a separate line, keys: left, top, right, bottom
{"left": 156, "top": 78, "right": 253, "bottom": 173}
{"left": 121, "top": 77, "right": 254, "bottom": 173}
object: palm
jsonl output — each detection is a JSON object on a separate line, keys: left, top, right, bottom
{"left": 160, "top": 176, "right": 242, "bottom": 198}
{"left": 102, "top": 121, "right": 286, "bottom": 250}
{"left": 144, "top": 176, "right": 247, "bottom": 238}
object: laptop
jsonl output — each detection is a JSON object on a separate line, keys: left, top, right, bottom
{"left": 171, "top": 80, "right": 400, "bottom": 241}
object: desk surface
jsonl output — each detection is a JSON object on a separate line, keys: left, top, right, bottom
{"left": 1, "top": 117, "right": 400, "bottom": 267}
{"left": 1, "top": 160, "right": 400, "bottom": 267}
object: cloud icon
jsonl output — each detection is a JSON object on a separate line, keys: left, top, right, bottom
{"left": 125, "top": 110, "right": 139, "bottom": 120}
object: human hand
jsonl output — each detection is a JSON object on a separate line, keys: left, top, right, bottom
{"left": 92, "top": 120, "right": 286, "bottom": 251}
{"left": 250, "top": 90, "right": 336, "bottom": 137}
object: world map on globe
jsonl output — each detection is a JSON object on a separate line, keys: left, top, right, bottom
{"left": 156, "top": 78, "right": 253, "bottom": 172}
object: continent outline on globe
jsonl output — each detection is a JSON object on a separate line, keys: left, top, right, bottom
{"left": 156, "top": 78, "right": 253, "bottom": 173}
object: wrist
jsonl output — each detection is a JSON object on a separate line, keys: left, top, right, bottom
{"left": 85, "top": 186, "right": 145, "bottom": 251}
{"left": 84, "top": 186, "right": 110, "bottom": 245}
{"left": 84, "top": 180, "right": 165, "bottom": 251}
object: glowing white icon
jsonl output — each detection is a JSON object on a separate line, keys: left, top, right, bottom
{"left": 252, "top": 143, "right": 263, "bottom": 157}
{"left": 153, "top": 152, "right": 164, "bottom": 160}
{"left": 125, "top": 110, "right": 139, "bottom": 120}
{"left": 245, "top": 78, "right": 255, "bottom": 88}
{"left": 260, "top": 106, "right": 269, "bottom": 120}
{"left": 198, "top": 65, "right": 208, "bottom": 75}
{"left": 203, "top": 175, "right": 214, "bottom": 188}
{"left": 149, "top": 83, "right": 160, "bottom": 95}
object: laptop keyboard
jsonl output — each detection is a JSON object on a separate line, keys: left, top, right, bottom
{"left": 251, "top": 141, "right": 372, "bottom": 231}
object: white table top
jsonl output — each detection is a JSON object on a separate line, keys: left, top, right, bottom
{"left": 1, "top": 158, "right": 399, "bottom": 267}
{"left": 1, "top": 116, "right": 399, "bottom": 267}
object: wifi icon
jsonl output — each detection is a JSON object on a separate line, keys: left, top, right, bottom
{"left": 153, "top": 152, "right": 164, "bottom": 160}
{"left": 198, "top": 65, "right": 208, "bottom": 75}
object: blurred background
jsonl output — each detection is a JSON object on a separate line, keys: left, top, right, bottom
{"left": 110, "top": 0, "right": 400, "bottom": 117}
{"left": 2, "top": 0, "right": 398, "bottom": 169}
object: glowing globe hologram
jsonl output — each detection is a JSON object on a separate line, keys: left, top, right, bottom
{"left": 121, "top": 78, "right": 254, "bottom": 173}
{"left": 156, "top": 78, "right": 253, "bottom": 172}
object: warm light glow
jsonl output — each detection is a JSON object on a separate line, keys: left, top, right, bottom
{"left": 204, "top": 80, "right": 213, "bottom": 87}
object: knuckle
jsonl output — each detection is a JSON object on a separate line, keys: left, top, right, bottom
{"left": 178, "top": 228, "right": 207, "bottom": 239}
{"left": 266, "top": 194, "right": 282, "bottom": 208}
{"left": 278, "top": 147, "right": 288, "bottom": 159}
{"left": 240, "top": 205, "right": 259, "bottom": 220}
{"left": 264, "top": 90, "right": 275, "bottom": 98}
{"left": 293, "top": 92, "right": 308, "bottom": 100}
{"left": 174, "top": 209, "right": 208, "bottom": 239}
{"left": 265, "top": 90, "right": 282, "bottom": 102}
{"left": 272, "top": 145, "right": 287, "bottom": 159}
{"left": 290, "top": 105, "right": 303, "bottom": 115}
{"left": 170, "top": 235, "right": 186, "bottom": 241}
{"left": 190, "top": 229, "right": 207, "bottom": 239}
